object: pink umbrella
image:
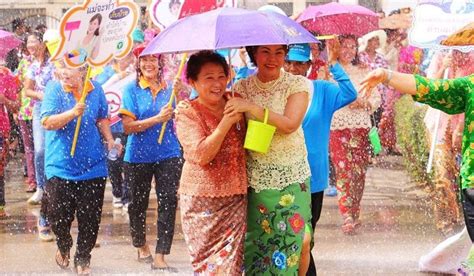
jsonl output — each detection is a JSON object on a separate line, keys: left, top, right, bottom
{"left": 0, "top": 30, "right": 22, "bottom": 59}
{"left": 297, "top": 2, "right": 378, "bottom": 37}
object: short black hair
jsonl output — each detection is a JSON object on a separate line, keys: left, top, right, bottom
{"left": 245, "top": 45, "right": 289, "bottom": 67}
{"left": 310, "top": 32, "right": 326, "bottom": 52}
{"left": 12, "top": 18, "right": 25, "bottom": 32}
{"left": 389, "top": 9, "right": 401, "bottom": 16}
{"left": 35, "top": 24, "right": 47, "bottom": 32}
{"left": 186, "top": 50, "right": 229, "bottom": 81}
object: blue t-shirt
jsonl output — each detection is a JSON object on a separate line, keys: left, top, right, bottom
{"left": 120, "top": 80, "right": 182, "bottom": 163}
{"left": 302, "top": 63, "right": 357, "bottom": 193}
{"left": 41, "top": 80, "right": 109, "bottom": 181}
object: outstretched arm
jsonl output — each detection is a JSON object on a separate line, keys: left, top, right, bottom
{"left": 359, "top": 68, "right": 417, "bottom": 96}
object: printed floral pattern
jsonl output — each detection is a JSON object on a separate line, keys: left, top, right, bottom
{"left": 180, "top": 194, "right": 246, "bottom": 275}
{"left": 16, "top": 58, "right": 34, "bottom": 120}
{"left": 245, "top": 179, "right": 311, "bottom": 275}
{"left": 330, "top": 128, "right": 371, "bottom": 217}
{"left": 413, "top": 75, "right": 474, "bottom": 189}
{"left": 26, "top": 60, "right": 55, "bottom": 105}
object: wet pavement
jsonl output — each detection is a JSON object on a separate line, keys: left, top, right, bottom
{"left": 0, "top": 155, "right": 458, "bottom": 275}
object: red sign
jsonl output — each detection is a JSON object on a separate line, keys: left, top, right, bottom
{"left": 178, "top": 0, "right": 227, "bottom": 19}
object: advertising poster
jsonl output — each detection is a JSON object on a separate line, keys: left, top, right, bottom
{"left": 51, "top": 0, "right": 139, "bottom": 67}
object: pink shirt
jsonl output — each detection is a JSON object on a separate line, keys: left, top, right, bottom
{"left": 0, "top": 67, "right": 19, "bottom": 135}
{"left": 175, "top": 100, "right": 248, "bottom": 197}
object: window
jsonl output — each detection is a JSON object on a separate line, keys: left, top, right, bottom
{"left": 269, "top": 2, "right": 294, "bottom": 16}
{"left": 358, "top": 0, "right": 380, "bottom": 12}
{"left": 0, "top": 8, "right": 47, "bottom": 31}
{"left": 306, "top": 0, "right": 333, "bottom": 7}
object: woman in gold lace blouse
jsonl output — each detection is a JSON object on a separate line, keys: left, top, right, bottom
{"left": 225, "top": 45, "right": 312, "bottom": 275}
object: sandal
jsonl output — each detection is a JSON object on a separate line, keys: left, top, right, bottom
{"left": 151, "top": 264, "right": 179, "bottom": 272}
{"left": 26, "top": 185, "right": 36, "bottom": 193}
{"left": 75, "top": 264, "right": 91, "bottom": 276}
{"left": 137, "top": 249, "right": 153, "bottom": 263}
{"left": 55, "top": 249, "right": 70, "bottom": 269}
{"left": 341, "top": 216, "right": 355, "bottom": 235}
{"left": 353, "top": 218, "right": 362, "bottom": 229}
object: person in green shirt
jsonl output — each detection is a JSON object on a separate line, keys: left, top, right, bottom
{"left": 359, "top": 67, "right": 474, "bottom": 241}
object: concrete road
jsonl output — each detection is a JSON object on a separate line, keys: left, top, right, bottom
{"left": 0, "top": 156, "right": 456, "bottom": 275}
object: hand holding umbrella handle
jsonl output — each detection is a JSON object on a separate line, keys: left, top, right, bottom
{"left": 158, "top": 53, "right": 188, "bottom": 144}
{"left": 70, "top": 66, "right": 92, "bottom": 157}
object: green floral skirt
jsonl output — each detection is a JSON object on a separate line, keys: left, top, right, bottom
{"left": 245, "top": 178, "right": 312, "bottom": 275}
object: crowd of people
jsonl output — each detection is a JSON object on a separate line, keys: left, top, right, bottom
{"left": 0, "top": 5, "right": 473, "bottom": 275}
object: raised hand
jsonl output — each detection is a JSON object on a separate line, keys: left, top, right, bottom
{"left": 326, "top": 37, "right": 340, "bottom": 65}
{"left": 359, "top": 68, "right": 386, "bottom": 97}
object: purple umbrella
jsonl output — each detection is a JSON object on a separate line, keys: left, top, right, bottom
{"left": 142, "top": 7, "right": 319, "bottom": 55}
{"left": 0, "top": 30, "right": 22, "bottom": 59}
{"left": 297, "top": 2, "right": 378, "bottom": 37}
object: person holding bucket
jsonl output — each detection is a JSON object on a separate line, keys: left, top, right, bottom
{"left": 175, "top": 50, "right": 248, "bottom": 274}
{"left": 283, "top": 40, "right": 357, "bottom": 275}
{"left": 225, "top": 44, "right": 312, "bottom": 275}
{"left": 328, "top": 35, "right": 381, "bottom": 235}
{"left": 118, "top": 44, "right": 183, "bottom": 271}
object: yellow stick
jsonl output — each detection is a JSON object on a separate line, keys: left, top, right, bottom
{"left": 158, "top": 53, "right": 188, "bottom": 144}
{"left": 316, "top": 35, "right": 337, "bottom": 40}
{"left": 70, "top": 66, "right": 92, "bottom": 157}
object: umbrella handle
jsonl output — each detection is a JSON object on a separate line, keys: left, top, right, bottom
{"left": 70, "top": 66, "right": 92, "bottom": 157}
{"left": 316, "top": 35, "right": 337, "bottom": 40}
{"left": 158, "top": 53, "right": 188, "bottom": 144}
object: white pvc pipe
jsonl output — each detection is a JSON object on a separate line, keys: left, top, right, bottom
{"left": 426, "top": 67, "right": 450, "bottom": 173}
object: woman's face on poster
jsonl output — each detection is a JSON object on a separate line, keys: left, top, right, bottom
{"left": 170, "top": 3, "right": 180, "bottom": 16}
{"left": 88, "top": 18, "right": 100, "bottom": 34}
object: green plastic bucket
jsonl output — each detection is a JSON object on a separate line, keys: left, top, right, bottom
{"left": 244, "top": 109, "right": 276, "bottom": 154}
{"left": 368, "top": 126, "right": 382, "bottom": 155}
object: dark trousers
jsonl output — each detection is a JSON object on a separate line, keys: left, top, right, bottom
{"left": 307, "top": 191, "right": 324, "bottom": 276}
{"left": 47, "top": 177, "right": 106, "bottom": 266}
{"left": 0, "top": 176, "right": 4, "bottom": 206}
{"left": 0, "top": 135, "right": 7, "bottom": 206}
{"left": 462, "top": 188, "right": 474, "bottom": 242}
{"left": 107, "top": 133, "right": 129, "bottom": 203}
{"left": 125, "top": 157, "right": 183, "bottom": 254}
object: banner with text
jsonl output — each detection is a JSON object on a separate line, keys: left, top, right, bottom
{"left": 52, "top": 0, "right": 139, "bottom": 67}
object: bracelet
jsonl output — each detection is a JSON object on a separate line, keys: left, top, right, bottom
{"left": 383, "top": 69, "right": 393, "bottom": 85}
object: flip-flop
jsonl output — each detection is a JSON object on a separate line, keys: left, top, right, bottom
{"left": 137, "top": 250, "right": 153, "bottom": 263}
{"left": 151, "top": 264, "right": 179, "bottom": 273}
{"left": 55, "top": 249, "right": 70, "bottom": 270}
{"left": 75, "top": 264, "right": 91, "bottom": 276}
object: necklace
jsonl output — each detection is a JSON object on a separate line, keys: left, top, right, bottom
{"left": 253, "top": 74, "right": 283, "bottom": 92}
